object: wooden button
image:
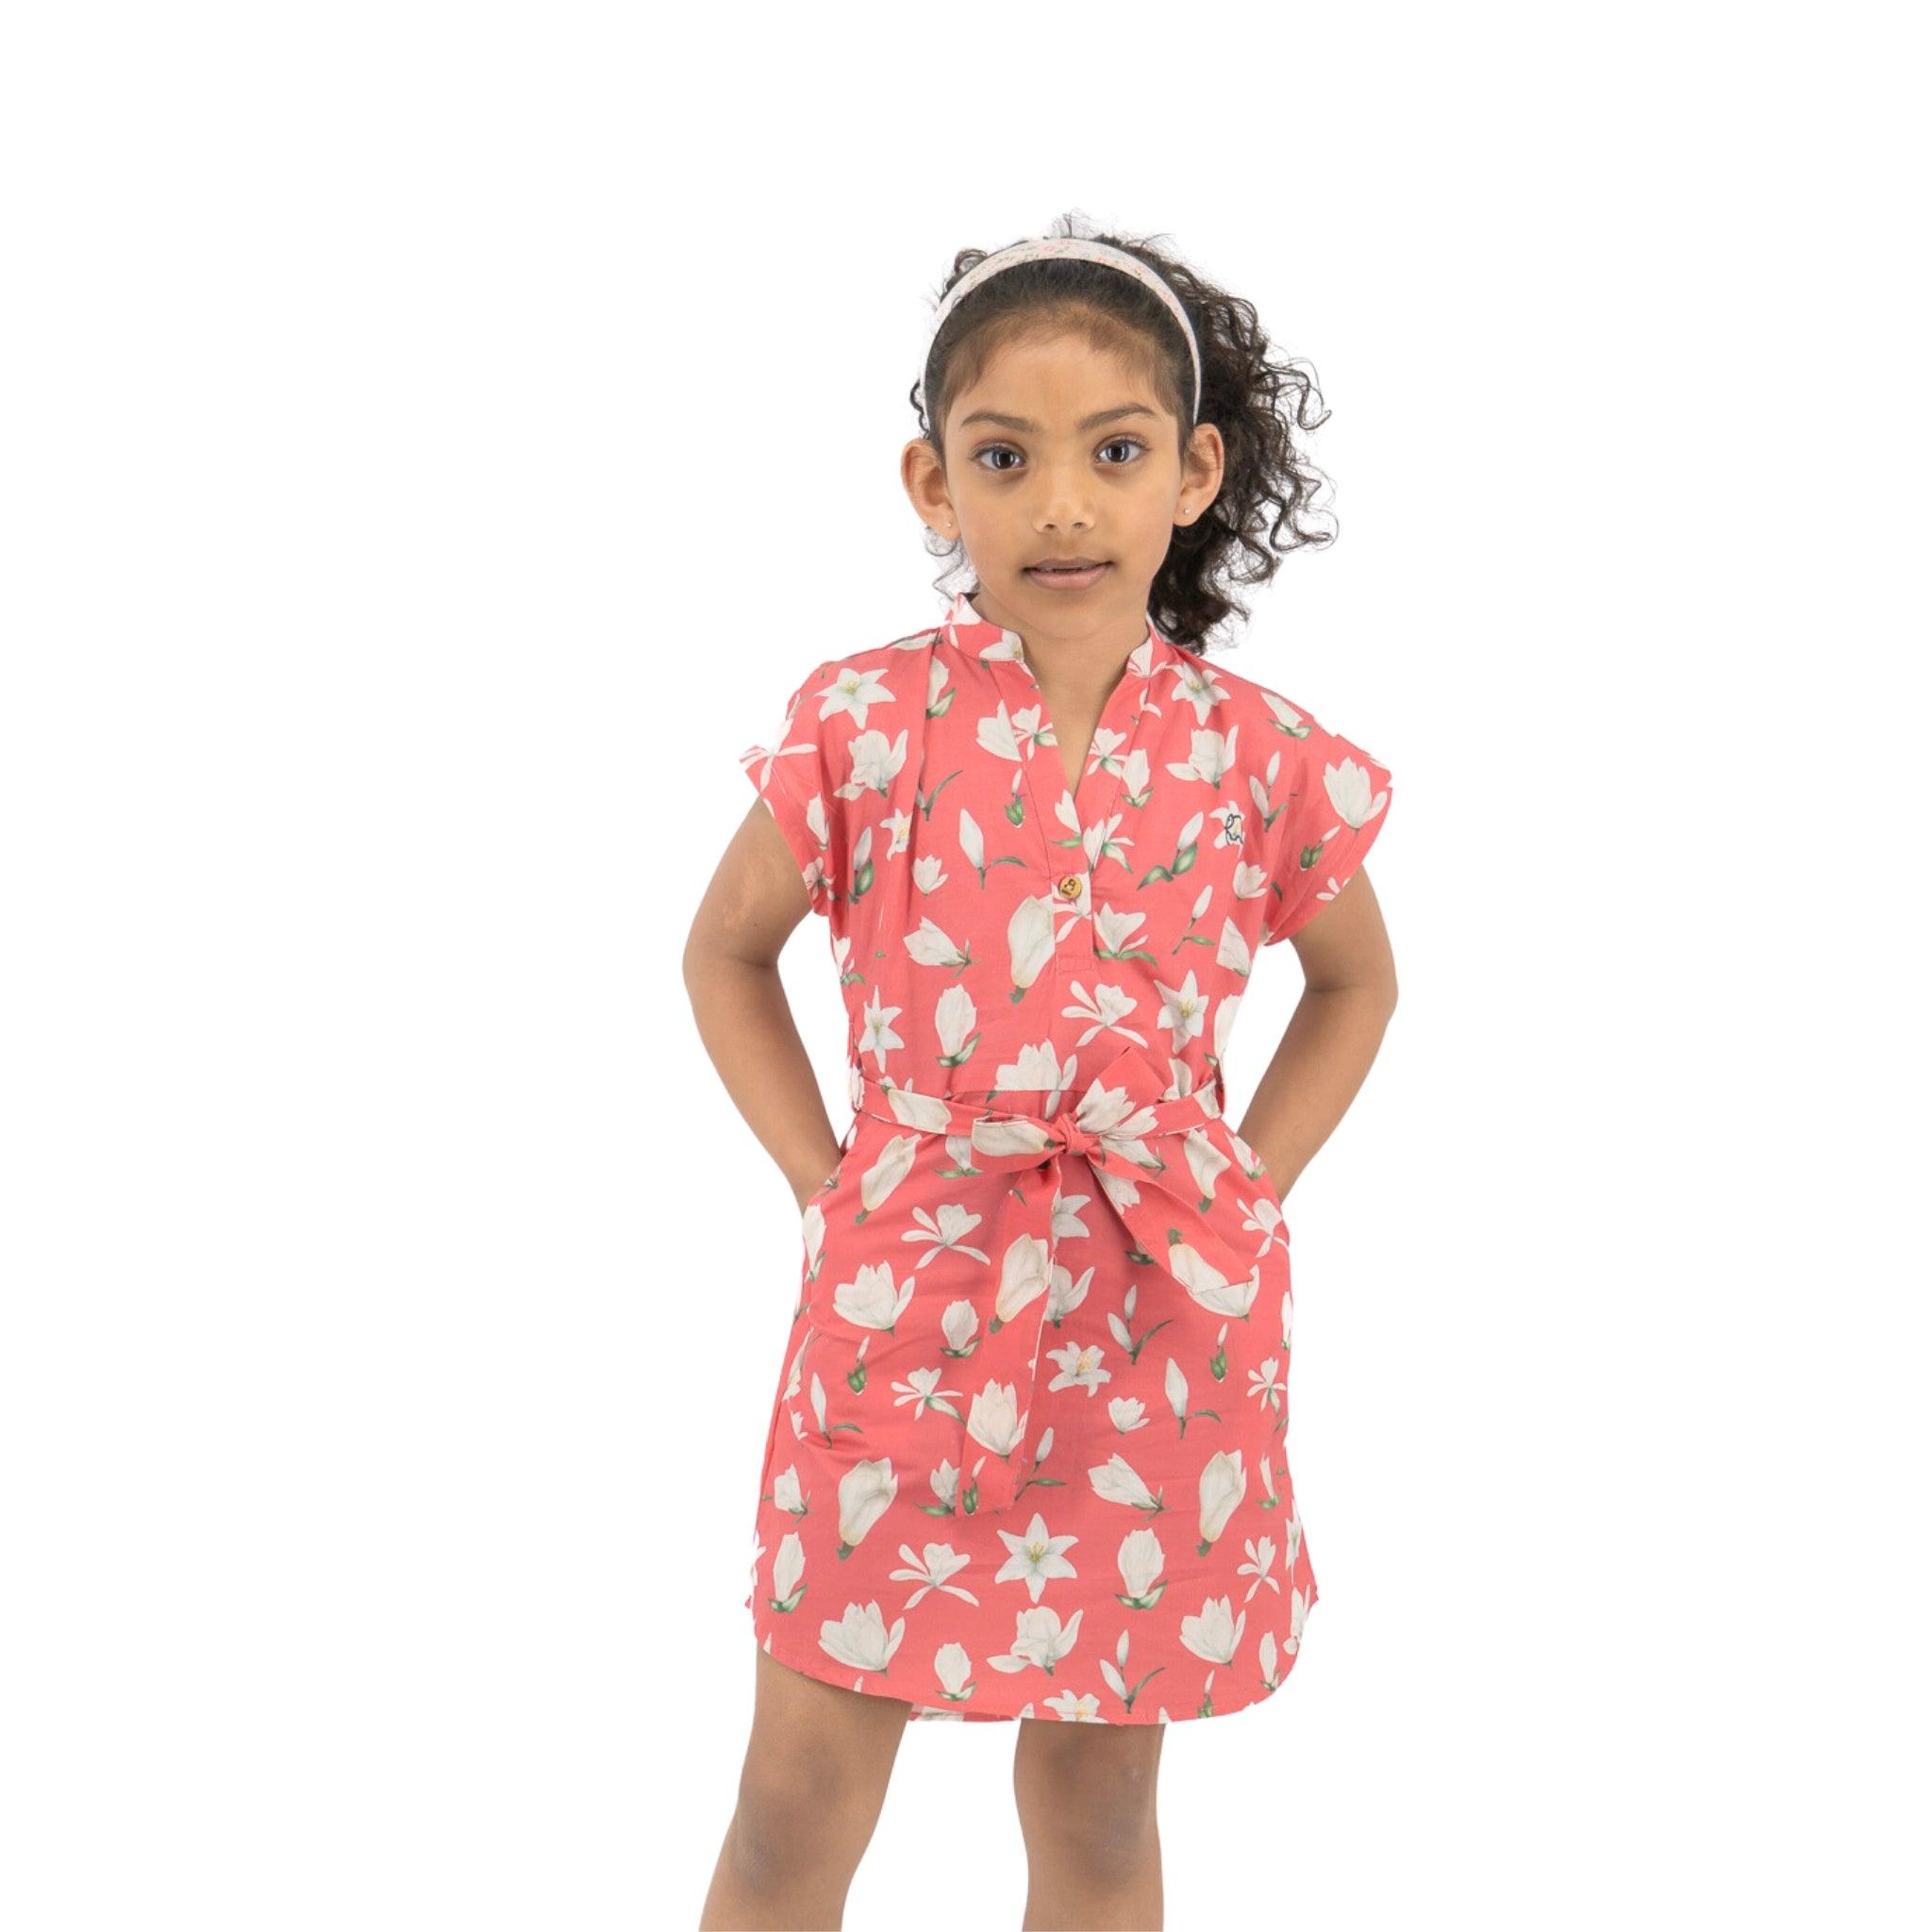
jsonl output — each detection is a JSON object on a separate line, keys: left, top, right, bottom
{"left": 1057, "top": 873, "right": 1084, "bottom": 900}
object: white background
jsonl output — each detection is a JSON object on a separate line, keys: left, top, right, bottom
{"left": 5, "top": 4, "right": 1925, "bottom": 1927}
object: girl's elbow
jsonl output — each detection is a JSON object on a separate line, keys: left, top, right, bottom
{"left": 681, "top": 918, "right": 714, "bottom": 993}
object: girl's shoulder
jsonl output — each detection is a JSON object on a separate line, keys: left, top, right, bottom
{"left": 1167, "top": 641, "right": 1326, "bottom": 734}
{"left": 746, "top": 628, "right": 945, "bottom": 768}
{"left": 784, "top": 625, "right": 944, "bottom": 698}
{"left": 1173, "top": 644, "right": 1391, "bottom": 774}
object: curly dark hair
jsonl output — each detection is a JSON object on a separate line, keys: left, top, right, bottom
{"left": 909, "top": 210, "right": 1338, "bottom": 657}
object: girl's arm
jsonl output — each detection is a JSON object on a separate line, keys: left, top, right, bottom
{"left": 682, "top": 800, "right": 847, "bottom": 1215}
{"left": 1235, "top": 867, "right": 1400, "bottom": 1198}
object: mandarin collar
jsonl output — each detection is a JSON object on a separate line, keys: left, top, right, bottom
{"left": 938, "top": 585, "right": 1167, "bottom": 681}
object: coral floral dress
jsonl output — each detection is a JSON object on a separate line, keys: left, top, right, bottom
{"left": 734, "top": 587, "right": 1392, "bottom": 1724}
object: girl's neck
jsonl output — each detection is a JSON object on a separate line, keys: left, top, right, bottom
{"left": 967, "top": 591, "right": 1147, "bottom": 697}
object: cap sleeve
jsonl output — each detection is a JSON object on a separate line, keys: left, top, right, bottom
{"left": 1259, "top": 708, "right": 1393, "bottom": 944}
{"left": 740, "top": 658, "right": 847, "bottom": 916}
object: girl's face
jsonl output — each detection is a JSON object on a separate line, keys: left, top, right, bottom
{"left": 906, "top": 328, "right": 1224, "bottom": 644}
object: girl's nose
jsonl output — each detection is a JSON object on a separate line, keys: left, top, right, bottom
{"left": 1031, "top": 474, "right": 1098, "bottom": 529}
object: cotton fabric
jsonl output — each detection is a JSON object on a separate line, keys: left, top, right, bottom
{"left": 734, "top": 587, "right": 1392, "bottom": 1724}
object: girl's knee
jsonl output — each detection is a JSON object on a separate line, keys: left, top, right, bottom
{"left": 727, "top": 1744, "right": 887, "bottom": 1891}
{"left": 1013, "top": 1735, "right": 1162, "bottom": 1871}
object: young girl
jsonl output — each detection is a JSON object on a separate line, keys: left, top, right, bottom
{"left": 686, "top": 220, "right": 1397, "bottom": 1928}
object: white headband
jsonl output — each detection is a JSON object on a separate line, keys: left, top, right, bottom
{"left": 924, "top": 236, "right": 1203, "bottom": 425}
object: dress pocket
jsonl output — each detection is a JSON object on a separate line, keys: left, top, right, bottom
{"left": 798, "top": 1147, "right": 849, "bottom": 1232}
{"left": 795, "top": 1129, "right": 875, "bottom": 1341}
{"left": 797, "top": 1122, "right": 916, "bottom": 1350}
{"left": 1224, "top": 1121, "right": 1290, "bottom": 1233}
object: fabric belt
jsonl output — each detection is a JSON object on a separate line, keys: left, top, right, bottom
{"left": 848, "top": 1041, "right": 1264, "bottom": 1518}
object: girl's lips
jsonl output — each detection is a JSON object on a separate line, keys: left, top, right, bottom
{"left": 1024, "top": 562, "right": 1109, "bottom": 590}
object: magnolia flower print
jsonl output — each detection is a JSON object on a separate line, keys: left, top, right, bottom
{"left": 1166, "top": 726, "right": 1238, "bottom": 788}
{"left": 1007, "top": 891, "right": 1057, "bottom": 1002}
{"left": 835, "top": 729, "right": 908, "bottom": 800}
{"left": 818, "top": 665, "right": 895, "bottom": 727}
{"left": 739, "top": 596, "right": 1391, "bottom": 1724}
{"left": 1324, "top": 755, "right": 1391, "bottom": 836}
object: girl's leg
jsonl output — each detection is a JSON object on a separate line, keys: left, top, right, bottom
{"left": 1011, "top": 1716, "right": 1167, "bottom": 1930}
{"left": 699, "top": 1645, "right": 913, "bottom": 1931}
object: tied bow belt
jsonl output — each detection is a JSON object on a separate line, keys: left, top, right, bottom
{"left": 843, "top": 1042, "right": 1270, "bottom": 1518}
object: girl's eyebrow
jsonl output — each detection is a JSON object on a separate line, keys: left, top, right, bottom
{"left": 957, "top": 404, "right": 1160, "bottom": 433}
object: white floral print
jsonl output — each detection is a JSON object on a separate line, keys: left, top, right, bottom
{"left": 734, "top": 587, "right": 1393, "bottom": 1724}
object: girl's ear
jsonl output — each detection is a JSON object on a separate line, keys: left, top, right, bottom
{"left": 1178, "top": 421, "right": 1225, "bottom": 524}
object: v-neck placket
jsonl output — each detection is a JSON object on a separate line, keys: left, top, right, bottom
{"left": 938, "top": 588, "right": 1169, "bottom": 938}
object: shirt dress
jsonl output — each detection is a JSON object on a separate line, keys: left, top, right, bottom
{"left": 734, "top": 586, "right": 1393, "bottom": 1725}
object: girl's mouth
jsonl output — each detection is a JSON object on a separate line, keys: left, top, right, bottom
{"left": 1024, "top": 562, "right": 1109, "bottom": 590}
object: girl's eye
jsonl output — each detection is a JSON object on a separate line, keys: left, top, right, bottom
{"left": 972, "top": 438, "right": 1147, "bottom": 473}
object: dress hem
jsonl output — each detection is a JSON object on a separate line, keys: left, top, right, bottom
{"left": 745, "top": 1589, "right": 1317, "bottom": 1725}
